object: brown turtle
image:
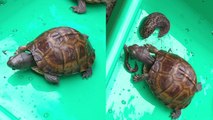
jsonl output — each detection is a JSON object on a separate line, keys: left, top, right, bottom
{"left": 124, "top": 44, "right": 201, "bottom": 119}
{"left": 7, "top": 27, "right": 95, "bottom": 84}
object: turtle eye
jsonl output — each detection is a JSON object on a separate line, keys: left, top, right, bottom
{"left": 129, "top": 50, "right": 136, "bottom": 59}
{"left": 132, "top": 50, "right": 136, "bottom": 56}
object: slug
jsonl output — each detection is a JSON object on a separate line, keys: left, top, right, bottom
{"left": 140, "top": 12, "right": 170, "bottom": 38}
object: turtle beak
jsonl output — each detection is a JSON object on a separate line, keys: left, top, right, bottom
{"left": 7, "top": 56, "right": 16, "bottom": 70}
{"left": 7, "top": 56, "right": 13, "bottom": 66}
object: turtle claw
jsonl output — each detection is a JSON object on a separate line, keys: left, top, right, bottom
{"left": 170, "top": 110, "right": 181, "bottom": 119}
{"left": 196, "top": 82, "right": 202, "bottom": 91}
{"left": 44, "top": 73, "right": 59, "bottom": 84}
{"left": 71, "top": 6, "right": 86, "bottom": 14}
{"left": 15, "top": 46, "right": 27, "bottom": 54}
{"left": 71, "top": 0, "right": 86, "bottom": 14}
{"left": 133, "top": 74, "right": 142, "bottom": 82}
{"left": 82, "top": 68, "right": 92, "bottom": 79}
{"left": 133, "top": 74, "right": 148, "bottom": 82}
{"left": 144, "top": 44, "right": 158, "bottom": 53}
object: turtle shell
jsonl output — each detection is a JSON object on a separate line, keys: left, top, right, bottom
{"left": 146, "top": 50, "right": 197, "bottom": 110}
{"left": 26, "top": 27, "right": 95, "bottom": 76}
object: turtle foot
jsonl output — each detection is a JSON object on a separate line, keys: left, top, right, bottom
{"left": 71, "top": 6, "right": 86, "bottom": 14}
{"left": 170, "top": 110, "right": 181, "bottom": 119}
{"left": 133, "top": 74, "right": 148, "bottom": 82}
{"left": 44, "top": 73, "right": 59, "bottom": 84}
{"left": 81, "top": 68, "right": 92, "bottom": 79}
{"left": 196, "top": 82, "right": 202, "bottom": 91}
{"left": 71, "top": 0, "right": 86, "bottom": 14}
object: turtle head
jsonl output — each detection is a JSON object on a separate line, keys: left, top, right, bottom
{"left": 7, "top": 52, "right": 35, "bottom": 70}
{"left": 124, "top": 44, "right": 155, "bottom": 65}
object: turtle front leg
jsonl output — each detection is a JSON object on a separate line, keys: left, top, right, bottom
{"left": 170, "top": 110, "right": 181, "bottom": 119}
{"left": 71, "top": 0, "right": 86, "bottom": 14}
{"left": 81, "top": 67, "right": 92, "bottom": 78}
{"left": 144, "top": 44, "right": 159, "bottom": 54}
{"left": 44, "top": 73, "right": 59, "bottom": 84}
{"left": 15, "top": 46, "right": 28, "bottom": 54}
{"left": 133, "top": 73, "right": 148, "bottom": 82}
{"left": 133, "top": 64, "right": 149, "bottom": 82}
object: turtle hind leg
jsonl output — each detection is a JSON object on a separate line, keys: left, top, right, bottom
{"left": 196, "top": 82, "right": 202, "bottom": 92}
{"left": 71, "top": 0, "right": 86, "bottom": 14}
{"left": 81, "top": 68, "right": 92, "bottom": 78}
{"left": 170, "top": 110, "right": 181, "bottom": 119}
{"left": 44, "top": 73, "right": 59, "bottom": 84}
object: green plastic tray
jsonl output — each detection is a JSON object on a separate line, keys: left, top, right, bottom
{"left": 107, "top": 0, "right": 213, "bottom": 120}
{"left": 0, "top": 0, "right": 105, "bottom": 120}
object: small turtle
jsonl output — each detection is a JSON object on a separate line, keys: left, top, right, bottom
{"left": 140, "top": 12, "right": 170, "bottom": 38}
{"left": 124, "top": 44, "right": 201, "bottom": 119}
{"left": 7, "top": 27, "right": 95, "bottom": 84}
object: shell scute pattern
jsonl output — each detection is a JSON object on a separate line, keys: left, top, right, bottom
{"left": 7, "top": 27, "right": 95, "bottom": 84}
{"left": 148, "top": 50, "right": 197, "bottom": 110}
{"left": 26, "top": 27, "right": 95, "bottom": 75}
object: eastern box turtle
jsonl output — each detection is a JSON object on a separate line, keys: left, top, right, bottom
{"left": 124, "top": 44, "right": 201, "bottom": 119}
{"left": 7, "top": 27, "right": 95, "bottom": 84}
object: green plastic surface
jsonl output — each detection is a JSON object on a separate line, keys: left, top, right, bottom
{"left": 0, "top": 0, "right": 105, "bottom": 120}
{"left": 107, "top": 0, "right": 213, "bottom": 120}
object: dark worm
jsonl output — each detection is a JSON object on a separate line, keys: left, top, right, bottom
{"left": 140, "top": 12, "right": 170, "bottom": 38}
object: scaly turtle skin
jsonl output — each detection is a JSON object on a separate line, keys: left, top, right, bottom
{"left": 71, "top": 0, "right": 105, "bottom": 14}
{"left": 140, "top": 12, "right": 170, "bottom": 38}
{"left": 71, "top": 0, "right": 116, "bottom": 22}
{"left": 7, "top": 27, "right": 95, "bottom": 84}
{"left": 124, "top": 44, "right": 201, "bottom": 119}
